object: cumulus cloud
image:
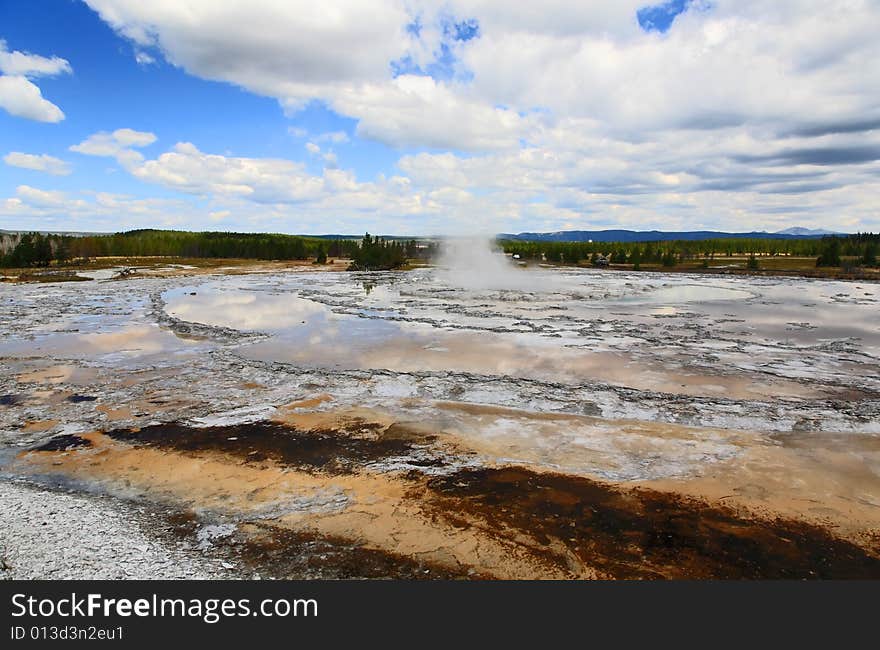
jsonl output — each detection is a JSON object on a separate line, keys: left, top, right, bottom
{"left": 62, "top": 1, "right": 880, "bottom": 231}
{"left": 328, "top": 74, "right": 532, "bottom": 151}
{"left": 304, "top": 141, "right": 341, "bottom": 169}
{"left": 131, "top": 142, "right": 327, "bottom": 203}
{"left": 3, "top": 151, "right": 72, "bottom": 175}
{"left": 24, "top": 139, "right": 470, "bottom": 231}
{"left": 6, "top": 147, "right": 878, "bottom": 234}
{"left": 15, "top": 185, "right": 70, "bottom": 208}
{"left": 0, "top": 39, "right": 72, "bottom": 77}
{"left": 0, "top": 74, "right": 66, "bottom": 123}
{"left": 0, "top": 186, "right": 205, "bottom": 232}
{"left": 112, "top": 128, "right": 158, "bottom": 148}
{"left": 0, "top": 40, "right": 71, "bottom": 122}
{"left": 84, "top": 0, "right": 410, "bottom": 99}
{"left": 83, "top": 1, "right": 532, "bottom": 150}
{"left": 85, "top": 1, "right": 880, "bottom": 147}
{"left": 457, "top": 1, "right": 880, "bottom": 137}
{"left": 69, "top": 128, "right": 158, "bottom": 168}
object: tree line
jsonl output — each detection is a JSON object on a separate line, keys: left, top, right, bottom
{"left": 3, "top": 229, "right": 876, "bottom": 271}
{"left": 0, "top": 229, "right": 436, "bottom": 270}
{"left": 347, "top": 233, "right": 437, "bottom": 270}
{"left": 499, "top": 233, "right": 880, "bottom": 269}
{"left": 0, "top": 232, "right": 71, "bottom": 267}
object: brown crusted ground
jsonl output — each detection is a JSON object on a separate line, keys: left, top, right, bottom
{"left": 159, "top": 509, "right": 479, "bottom": 580}
{"left": 33, "top": 433, "right": 94, "bottom": 452}
{"left": 104, "top": 421, "right": 434, "bottom": 474}
{"left": 423, "top": 467, "right": 880, "bottom": 579}
{"left": 20, "top": 418, "right": 880, "bottom": 579}
{"left": 218, "top": 521, "right": 485, "bottom": 580}
{"left": 21, "top": 428, "right": 560, "bottom": 579}
{"left": 20, "top": 419, "right": 59, "bottom": 433}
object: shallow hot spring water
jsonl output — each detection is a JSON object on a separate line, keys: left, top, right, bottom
{"left": 159, "top": 269, "right": 879, "bottom": 402}
{"left": 1, "top": 264, "right": 879, "bottom": 494}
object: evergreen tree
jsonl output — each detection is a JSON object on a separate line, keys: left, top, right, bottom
{"left": 862, "top": 241, "right": 878, "bottom": 267}
{"left": 816, "top": 237, "right": 841, "bottom": 267}
{"left": 54, "top": 237, "right": 71, "bottom": 264}
{"left": 11, "top": 234, "right": 36, "bottom": 267}
{"left": 348, "top": 233, "right": 407, "bottom": 270}
{"left": 630, "top": 249, "right": 641, "bottom": 270}
{"left": 33, "top": 233, "right": 53, "bottom": 266}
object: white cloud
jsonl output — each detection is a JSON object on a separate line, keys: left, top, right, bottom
{"left": 16, "top": 185, "right": 70, "bottom": 208}
{"left": 35, "top": 1, "right": 880, "bottom": 232}
{"left": 457, "top": 1, "right": 880, "bottom": 136}
{"left": 112, "top": 128, "right": 158, "bottom": 148}
{"left": 84, "top": 0, "right": 411, "bottom": 101}
{"left": 315, "top": 131, "right": 349, "bottom": 144}
{"left": 82, "top": 1, "right": 533, "bottom": 150}
{"left": 0, "top": 75, "right": 66, "bottom": 123}
{"left": 131, "top": 142, "right": 326, "bottom": 203}
{"left": 12, "top": 124, "right": 876, "bottom": 235}
{"left": 4, "top": 151, "right": 72, "bottom": 176}
{"left": 0, "top": 187, "right": 207, "bottom": 232}
{"left": 0, "top": 40, "right": 72, "bottom": 77}
{"left": 290, "top": 128, "right": 349, "bottom": 143}
{"left": 6, "top": 150, "right": 878, "bottom": 235}
{"left": 34, "top": 140, "right": 473, "bottom": 231}
{"left": 327, "top": 75, "right": 532, "bottom": 151}
{"left": 69, "top": 128, "right": 157, "bottom": 169}
{"left": 80, "top": 2, "right": 880, "bottom": 143}
{"left": 134, "top": 51, "right": 155, "bottom": 66}
{"left": 0, "top": 40, "right": 71, "bottom": 122}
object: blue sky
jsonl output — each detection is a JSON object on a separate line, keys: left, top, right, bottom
{"left": 0, "top": 1, "right": 399, "bottom": 203}
{"left": 1, "top": 1, "right": 878, "bottom": 234}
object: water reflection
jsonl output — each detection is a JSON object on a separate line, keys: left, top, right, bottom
{"left": 164, "top": 285, "right": 333, "bottom": 332}
{"left": 0, "top": 324, "right": 199, "bottom": 360}
{"left": 153, "top": 270, "right": 880, "bottom": 399}
{"left": 614, "top": 284, "right": 754, "bottom": 305}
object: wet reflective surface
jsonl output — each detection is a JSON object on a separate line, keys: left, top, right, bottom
{"left": 161, "top": 269, "right": 880, "bottom": 401}
{"left": 2, "top": 265, "right": 879, "bottom": 578}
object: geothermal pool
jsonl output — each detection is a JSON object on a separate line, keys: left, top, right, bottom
{"left": 2, "top": 264, "right": 879, "bottom": 578}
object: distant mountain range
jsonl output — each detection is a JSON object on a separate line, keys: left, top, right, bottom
{"left": 774, "top": 227, "right": 839, "bottom": 236}
{"left": 1, "top": 227, "right": 843, "bottom": 242}
{"left": 498, "top": 227, "right": 842, "bottom": 243}
{"left": 0, "top": 229, "right": 111, "bottom": 237}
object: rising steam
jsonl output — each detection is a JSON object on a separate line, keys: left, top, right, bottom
{"left": 436, "top": 236, "right": 534, "bottom": 291}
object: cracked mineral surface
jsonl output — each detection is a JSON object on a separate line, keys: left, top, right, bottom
{"left": 1, "top": 264, "right": 879, "bottom": 579}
